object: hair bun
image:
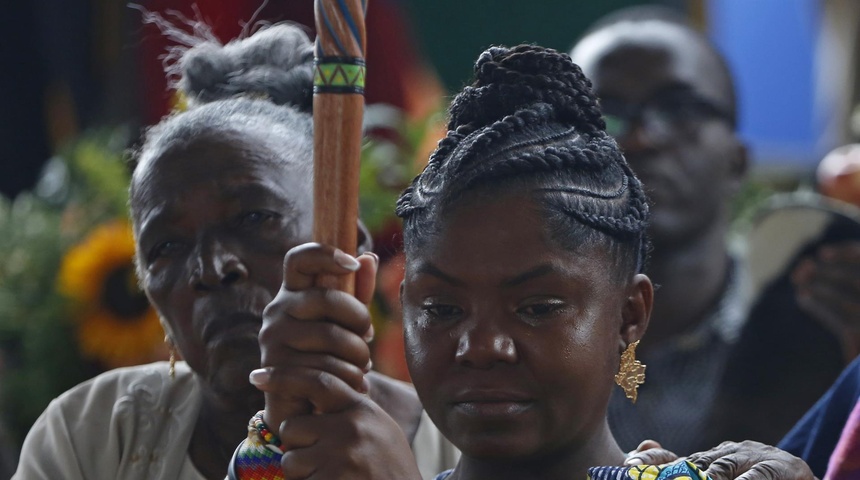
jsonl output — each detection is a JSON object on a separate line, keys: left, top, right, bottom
{"left": 180, "top": 24, "right": 314, "bottom": 112}
{"left": 448, "top": 45, "right": 605, "bottom": 134}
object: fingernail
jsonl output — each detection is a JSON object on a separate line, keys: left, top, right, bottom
{"left": 363, "top": 324, "right": 375, "bottom": 343}
{"left": 361, "top": 375, "right": 371, "bottom": 394}
{"left": 365, "top": 251, "right": 379, "bottom": 265}
{"left": 249, "top": 368, "right": 271, "bottom": 386}
{"left": 333, "top": 249, "right": 361, "bottom": 271}
{"left": 625, "top": 457, "right": 644, "bottom": 466}
{"left": 363, "top": 359, "right": 373, "bottom": 373}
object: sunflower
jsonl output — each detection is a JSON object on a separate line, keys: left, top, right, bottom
{"left": 57, "top": 219, "right": 165, "bottom": 368}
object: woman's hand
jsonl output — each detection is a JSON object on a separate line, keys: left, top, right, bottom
{"left": 687, "top": 441, "right": 815, "bottom": 480}
{"left": 254, "top": 243, "right": 379, "bottom": 429}
{"left": 277, "top": 396, "right": 422, "bottom": 480}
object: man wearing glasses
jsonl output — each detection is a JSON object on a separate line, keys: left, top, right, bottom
{"left": 572, "top": 7, "right": 854, "bottom": 455}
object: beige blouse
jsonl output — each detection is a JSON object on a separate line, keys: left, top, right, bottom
{"left": 14, "top": 361, "right": 458, "bottom": 479}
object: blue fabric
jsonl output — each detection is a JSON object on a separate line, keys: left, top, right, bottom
{"left": 433, "top": 470, "right": 453, "bottom": 480}
{"left": 779, "top": 357, "right": 860, "bottom": 478}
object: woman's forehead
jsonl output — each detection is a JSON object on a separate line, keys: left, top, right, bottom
{"left": 131, "top": 143, "right": 311, "bottom": 230}
{"left": 135, "top": 132, "right": 306, "bottom": 188}
{"left": 411, "top": 198, "right": 596, "bottom": 265}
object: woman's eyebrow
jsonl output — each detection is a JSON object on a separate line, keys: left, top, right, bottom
{"left": 135, "top": 203, "right": 170, "bottom": 243}
{"left": 501, "top": 264, "right": 554, "bottom": 288}
{"left": 414, "top": 263, "right": 465, "bottom": 287}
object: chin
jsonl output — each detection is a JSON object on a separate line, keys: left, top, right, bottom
{"left": 458, "top": 435, "right": 543, "bottom": 462}
{"left": 205, "top": 340, "right": 263, "bottom": 407}
{"left": 448, "top": 424, "right": 543, "bottom": 461}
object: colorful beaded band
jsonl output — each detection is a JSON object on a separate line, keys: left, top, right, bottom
{"left": 588, "top": 460, "right": 712, "bottom": 480}
{"left": 252, "top": 410, "right": 284, "bottom": 453}
{"left": 228, "top": 411, "right": 285, "bottom": 480}
{"left": 313, "top": 56, "right": 366, "bottom": 94}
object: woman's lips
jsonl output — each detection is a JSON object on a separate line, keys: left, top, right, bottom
{"left": 201, "top": 311, "right": 262, "bottom": 344}
{"left": 451, "top": 390, "right": 535, "bottom": 417}
{"left": 453, "top": 400, "right": 534, "bottom": 417}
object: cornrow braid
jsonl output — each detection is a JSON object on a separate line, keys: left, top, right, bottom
{"left": 396, "top": 44, "right": 650, "bottom": 276}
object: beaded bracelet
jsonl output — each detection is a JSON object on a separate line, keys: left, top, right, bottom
{"left": 588, "top": 460, "right": 712, "bottom": 480}
{"left": 227, "top": 410, "right": 286, "bottom": 480}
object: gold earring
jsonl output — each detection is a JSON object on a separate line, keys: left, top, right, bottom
{"left": 615, "top": 340, "right": 646, "bottom": 403}
{"left": 165, "top": 335, "right": 176, "bottom": 380}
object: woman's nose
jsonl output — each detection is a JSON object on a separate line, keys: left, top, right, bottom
{"left": 189, "top": 238, "right": 249, "bottom": 291}
{"left": 454, "top": 318, "right": 517, "bottom": 369}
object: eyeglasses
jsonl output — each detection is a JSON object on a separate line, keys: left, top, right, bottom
{"left": 600, "top": 87, "right": 734, "bottom": 144}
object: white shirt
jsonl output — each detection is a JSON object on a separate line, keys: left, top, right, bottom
{"left": 14, "top": 361, "right": 458, "bottom": 479}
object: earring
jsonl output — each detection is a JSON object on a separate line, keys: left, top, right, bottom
{"left": 165, "top": 335, "right": 176, "bottom": 380}
{"left": 615, "top": 340, "right": 646, "bottom": 403}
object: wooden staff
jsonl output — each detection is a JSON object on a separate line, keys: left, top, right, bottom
{"left": 312, "top": 0, "right": 368, "bottom": 294}
{"left": 263, "top": 0, "right": 369, "bottom": 432}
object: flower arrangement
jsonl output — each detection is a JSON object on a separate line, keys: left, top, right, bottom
{"left": 57, "top": 219, "right": 165, "bottom": 368}
{"left": 0, "top": 128, "right": 165, "bottom": 444}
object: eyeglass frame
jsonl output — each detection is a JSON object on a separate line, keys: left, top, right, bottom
{"left": 599, "top": 84, "right": 735, "bottom": 144}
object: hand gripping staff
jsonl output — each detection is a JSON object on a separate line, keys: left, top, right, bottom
{"left": 229, "top": 2, "right": 368, "bottom": 478}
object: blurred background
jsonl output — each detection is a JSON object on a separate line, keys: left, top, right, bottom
{"left": 1, "top": 0, "right": 859, "bottom": 474}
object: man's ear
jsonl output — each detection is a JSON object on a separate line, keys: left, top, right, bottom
{"left": 620, "top": 274, "right": 653, "bottom": 348}
{"left": 356, "top": 219, "right": 373, "bottom": 255}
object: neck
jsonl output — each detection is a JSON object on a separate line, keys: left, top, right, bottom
{"left": 190, "top": 387, "right": 262, "bottom": 480}
{"left": 450, "top": 420, "right": 625, "bottom": 480}
{"left": 644, "top": 221, "right": 730, "bottom": 351}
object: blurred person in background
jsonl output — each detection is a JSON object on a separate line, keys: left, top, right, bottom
{"left": 571, "top": 6, "right": 860, "bottom": 454}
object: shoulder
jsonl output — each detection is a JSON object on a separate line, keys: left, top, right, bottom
{"left": 52, "top": 361, "right": 198, "bottom": 413}
{"left": 16, "top": 362, "right": 200, "bottom": 479}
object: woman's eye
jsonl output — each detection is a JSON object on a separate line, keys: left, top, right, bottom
{"left": 238, "top": 210, "right": 277, "bottom": 227}
{"left": 148, "top": 241, "right": 185, "bottom": 263}
{"left": 517, "top": 300, "right": 565, "bottom": 318}
{"left": 421, "top": 303, "right": 463, "bottom": 320}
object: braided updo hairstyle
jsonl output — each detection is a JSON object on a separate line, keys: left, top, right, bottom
{"left": 396, "top": 45, "right": 650, "bottom": 278}
{"left": 131, "top": 23, "right": 315, "bottom": 189}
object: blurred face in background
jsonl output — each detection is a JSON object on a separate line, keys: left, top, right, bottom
{"left": 572, "top": 22, "right": 747, "bottom": 249}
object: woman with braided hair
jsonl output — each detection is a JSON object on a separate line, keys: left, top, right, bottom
{"left": 252, "top": 43, "right": 650, "bottom": 478}
{"left": 250, "top": 43, "right": 817, "bottom": 480}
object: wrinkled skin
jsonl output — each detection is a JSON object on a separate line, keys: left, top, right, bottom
{"left": 131, "top": 132, "right": 315, "bottom": 478}
{"left": 626, "top": 440, "right": 815, "bottom": 480}
{"left": 688, "top": 441, "right": 815, "bottom": 480}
